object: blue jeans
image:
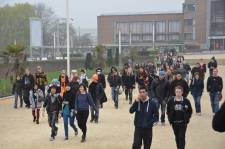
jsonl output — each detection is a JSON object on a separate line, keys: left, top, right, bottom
{"left": 111, "top": 87, "right": 119, "bottom": 108}
{"left": 209, "top": 92, "right": 220, "bottom": 113}
{"left": 48, "top": 112, "right": 58, "bottom": 137}
{"left": 63, "top": 112, "right": 77, "bottom": 138}
{"left": 14, "top": 92, "right": 23, "bottom": 108}
{"left": 192, "top": 95, "right": 201, "bottom": 113}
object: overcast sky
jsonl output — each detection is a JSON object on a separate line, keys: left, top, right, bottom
{"left": 1, "top": 0, "right": 184, "bottom": 29}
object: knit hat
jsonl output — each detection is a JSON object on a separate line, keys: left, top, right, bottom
{"left": 159, "top": 71, "right": 166, "bottom": 77}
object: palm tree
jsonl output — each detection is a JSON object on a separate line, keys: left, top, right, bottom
{"left": 3, "top": 43, "right": 26, "bottom": 79}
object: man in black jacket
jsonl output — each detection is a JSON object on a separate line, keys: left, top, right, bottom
{"left": 22, "top": 68, "right": 35, "bottom": 108}
{"left": 207, "top": 68, "right": 223, "bottom": 113}
{"left": 208, "top": 57, "right": 217, "bottom": 76}
{"left": 43, "top": 85, "right": 62, "bottom": 141}
{"left": 151, "top": 71, "right": 170, "bottom": 125}
{"left": 167, "top": 85, "right": 192, "bottom": 149}
{"left": 107, "top": 67, "right": 122, "bottom": 109}
{"left": 89, "top": 74, "right": 104, "bottom": 123}
{"left": 170, "top": 72, "right": 189, "bottom": 98}
{"left": 130, "top": 86, "right": 159, "bottom": 149}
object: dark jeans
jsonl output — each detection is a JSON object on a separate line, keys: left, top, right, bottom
{"left": 132, "top": 127, "right": 152, "bottom": 149}
{"left": 192, "top": 94, "right": 201, "bottom": 113}
{"left": 91, "top": 99, "right": 100, "bottom": 121}
{"left": 172, "top": 123, "right": 187, "bottom": 149}
{"left": 209, "top": 92, "right": 220, "bottom": 113}
{"left": 158, "top": 98, "right": 166, "bottom": 123}
{"left": 76, "top": 110, "right": 89, "bottom": 138}
{"left": 23, "top": 89, "right": 30, "bottom": 107}
{"left": 125, "top": 88, "right": 133, "bottom": 103}
{"left": 14, "top": 92, "right": 23, "bottom": 108}
{"left": 111, "top": 87, "right": 119, "bottom": 108}
{"left": 48, "top": 112, "right": 58, "bottom": 137}
{"left": 63, "top": 112, "right": 77, "bottom": 138}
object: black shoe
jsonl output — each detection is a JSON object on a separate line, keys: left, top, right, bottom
{"left": 90, "top": 118, "right": 94, "bottom": 123}
{"left": 74, "top": 128, "right": 78, "bottom": 136}
{"left": 14, "top": 106, "right": 17, "bottom": 109}
{"left": 126, "top": 96, "right": 128, "bottom": 101}
{"left": 55, "top": 127, "right": 58, "bottom": 136}
{"left": 129, "top": 100, "right": 132, "bottom": 104}
{"left": 36, "top": 119, "right": 39, "bottom": 124}
{"left": 94, "top": 119, "right": 98, "bottom": 123}
{"left": 64, "top": 137, "right": 68, "bottom": 140}
{"left": 81, "top": 135, "right": 86, "bottom": 143}
{"left": 33, "top": 117, "right": 36, "bottom": 123}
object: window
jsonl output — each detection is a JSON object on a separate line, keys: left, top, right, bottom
{"left": 130, "top": 22, "right": 142, "bottom": 34}
{"left": 116, "top": 22, "right": 129, "bottom": 34}
{"left": 143, "top": 35, "right": 152, "bottom": 41}
{"left": 183, "top": 4, "right": 196, "bottom": 12}
{"left": 142, "top": 22, "right": 153, "bottom": 34}
{"left": 184, "top": 19, "right": 193, "bottom": 26}
{"left": 168, "top": 34, "right": 180, "bottom": 41}
{"left": 132, "top": 35, "right": 142, "bottom": 42}
{"left": 184, "top": 33, "right": 193, "bottom": 40}
{"left": 169, "top": 21, "right": 181, "bottom": 33}
{"left": 156, "top": 35, "right": 166, "bottom": 41}
{"left": 156, "top": 21, "right": 166, "bottom": 33}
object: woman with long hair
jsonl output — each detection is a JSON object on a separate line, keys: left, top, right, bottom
{"left": 75, "top": 84, "right": 97, "bottom": 142}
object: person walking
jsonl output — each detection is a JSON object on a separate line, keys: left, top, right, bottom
{"left": 151, "top": 71, "right": 170, "bottom": 125}
{"left": 12, "top": 74, "right": 23, "bottom": 108}
{"left": 43, "top": 85, "right": 63, "bottom": 141}
{"left": 75, "top": 84, "right": 97, "bottom": 142}
{"left": 22, "top": 68, "right": 35, "bottom": 108}
{"left": 189, "top": 72, "right": 204, "bottom": 115}
{"left": 130, "top": 86, "right": 159, "bottom": 149}
{"left": 167, "top": 85, "right": 193, "bottom": 149}
{"left": 62, "top": 85, "right": 78, "bottom": 140}
{"left": 29, "top": 84, "right": 44, "bottom": 124}
{"left": 107, "top": 67, "right": 122, "bottom": 109}
{"left": 88, "top": 74, "right": 104, "bottom": 123}
{"left": 207, "top": 68, "right": 223, "bottom": 114}
{"left": 123, "top": 67, "right": 136, "bottom": 104}
{"left": 34, "top": 66, "right": 48, "bottom": 98}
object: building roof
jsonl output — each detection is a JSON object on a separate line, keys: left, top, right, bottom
{"left": 100, "top": 11, "right": 183, "bottom": 17}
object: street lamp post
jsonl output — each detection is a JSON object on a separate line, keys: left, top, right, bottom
{"left": 66, "top": 0, "right": 70, "bottom": 77}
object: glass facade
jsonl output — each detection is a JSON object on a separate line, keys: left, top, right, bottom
{"left": 210, "top": 0, "right": 225, "bottom": 36}
{"left": 115, "top": 21, "right": 182, "bottom": 44}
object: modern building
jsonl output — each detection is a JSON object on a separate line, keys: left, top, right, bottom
{"left": 97, "top": 0, "right": 225, "bottom": 52}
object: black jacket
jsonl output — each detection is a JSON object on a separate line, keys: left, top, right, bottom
{"left": 98, "top": 73, "right": 106, "bottom": 89}
{"left": 208, "top": 61, "right": 217, "bottom": 70}
{"left": 107, "top": 73, "right": 122, "bottom": 87}
{"left": 22, "top": 74, "right": 35, "bottom": 90}
{"left": 167, "top": 97, "right": 192, "bottom": 124}
{"left": 213, "top": 101, "right": 225, "bottom": 132}
{"left": 189, "top": 78, "right": 204, "bottom": 96}
{"left": 43, "top": 94, "right": 62, "bottom": 114}
{"left": 122, "top": 74, "right": 135, "bottom": 89}
{"left": 130, "top": 98, "right": 159, "bottom": 128}
{"left": 89, "top": 82, "right": 104, "bottom": 104}
{"left": 207, "top": 76, "right": 223, "bottom": 93}
{"left": 170, "top": 79, "right": 189, "bottom": 97}
{"left": 150, "top": 78, "right": 170, "bottom": 99}
{"left": 63, "top": 90, "right": 74, "bottom": 110}
{"left": 12, "top": 79, "right": 23, "bottom": 94}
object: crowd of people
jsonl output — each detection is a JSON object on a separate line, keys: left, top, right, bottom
{"left": 11, "top": 54, "right": 224, "bottom": 149}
